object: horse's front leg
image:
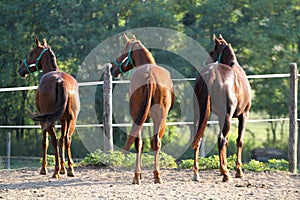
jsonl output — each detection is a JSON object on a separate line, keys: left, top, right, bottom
{"left": 192, "top": 137, "right": 202, "bottom": 182}
{"left": 48, "top": 126, "right": 61, "bottom": 178}
{"left": 235, "top": 112, "right": 248, "bottom": 178}
{"left": 152, "top": 116, "right": 167, "bottom": 184}
{"left": 40, "top": 127, "right": 49, "bottom": 175}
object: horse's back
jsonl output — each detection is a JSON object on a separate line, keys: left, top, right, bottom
{"left": 130, "top": 64, "right": 173, "bottom": 89}
{"left": 39, "top": 71, "right": 78, "bottom": 88}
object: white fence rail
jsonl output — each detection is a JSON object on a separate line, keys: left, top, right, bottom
{"left": 0, "top": 73, "right": 299, "bottom": 93}
{"left": 0, "top": 73, "right": 298, "bottom": 129}
{"left": 0, "top": 73, "right": 298, "bottom": 130}
{"left": 0, "top": 70, "right": 299, "bottom": 171}
{"left": 0, "top": 118, "right": 292, "bottom": 129}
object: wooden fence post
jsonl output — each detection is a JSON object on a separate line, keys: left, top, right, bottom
{"left": 103, "top": 63, "right": 114, "bottom": 152}
{"left": 7, "top": 132, "right": 11, "bottom": 170}
{"left": 289, "top": 63, "right": 298, "bottom": 173}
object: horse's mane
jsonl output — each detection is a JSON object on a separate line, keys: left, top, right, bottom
{"left": 124, "top": 39, "right": 156, "bottom": 64}
{"left": 137, "top": 41, "right": 156, "bottom": 64}
{"left": 47, "top": 46, "right": 59, "bottom": 70}
{"left": 223, "top": 44, "right": 237, "bottom": 67}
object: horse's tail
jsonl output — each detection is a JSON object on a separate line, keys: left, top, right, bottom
{"left": 192, "top": 75, "right": 211, "bottom": 149}
{"left": 123, "top": 78, "right": 154, "bottom": 152}
{"left": 31, "top": 78, "right": 68, "bottom": 125}
{"left": 133, "top": 80, "right": 153, "bottom": 126}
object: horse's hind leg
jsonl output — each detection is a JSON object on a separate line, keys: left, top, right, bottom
{"left": 40, "top": 127, "right": 49, "bottom": 175}
{"left": 192, "top": 92, "right": 210, "bottom": 181}
{"left": 235, "top": 112, "right": 248, "bottom": 178}
{"left": 133, "top": 127, "right": 143, "bottom": 185}
{"left": 151, "top": 108, "right": 168, "bottom": 184}
{"left": 59, "top": 118, "right": 67, "bottom": 175}
{"left": 124, "top": 123, "right": 143, "bottom": 184}
{"left": 65, "top": 119, "right": 76, "bottom": 177}
{"left": 218, "top": 113, "right": 231, "bottom": 182}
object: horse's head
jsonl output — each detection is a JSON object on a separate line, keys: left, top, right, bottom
{"left": 110, "top": 33, "right": 138, "bottom": 78}
{"left": 110, "top": 33, "right": 155, "bottom": 78}
{"left": 208, "top": 34, "right": 236, "bottom": 66}
{"left": 18, "top": 37, "right": 57, "bottom": 78}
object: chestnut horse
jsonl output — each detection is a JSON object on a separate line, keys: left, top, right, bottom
{"left": 192, "top": 35, "right": 251, "bottom": 182}
{"left": 17, "top": 38, "right": 80, "bottom": 178}
{"left": 111, "top": 34, "right": 175, "bottom": 184}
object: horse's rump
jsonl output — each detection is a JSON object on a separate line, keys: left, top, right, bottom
{"left": 129, "top": 64, "right": 174, "bottom": 125}
{"left": 31, "top": 72, "right": 78, "bottom": 127}
{"left": 199, "top": 63, "right": 250, "bottom": 116}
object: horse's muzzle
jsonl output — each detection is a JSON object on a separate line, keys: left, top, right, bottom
{"left": 17, "top": 65, "right": 27, "bottom": 78}
{"left": 110, "top": 65, "right": 120, "bottom": 78}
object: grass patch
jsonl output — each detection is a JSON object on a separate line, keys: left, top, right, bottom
{"left": 79, "top": 150, "right": 289, "bottom": 172}
{"left": 178, "top": 154, "right": 289, "bottom": 172}
{"left": 79, "top": 149, "right": 177, "bottom": 169}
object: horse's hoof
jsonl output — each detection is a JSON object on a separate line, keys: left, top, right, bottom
{"left": 132, "top": 173, "right": 141, "bottom": 185}
{"left": 153, "top": 170, "right": 163, "bottom": 184}
{"left": 192, "top": 173, "right": 200, "bottom": 182}
{"left": 67, "top": 169, "right": 75, "bottom": 177}
{"left": 132, "top": 179, "right": 141, "bottom": 185}
{"left": 235, "top": 170, "right": 244, "bottom": 178}
{"left": 60, "top": 168, "right": 66, "bottom": 175}
{"left": 154, "top": 177, "right": 163, "bottom": 184}
{"left": 132, "top": 177, "right": 141, "bottom": 185}
{"left": 222, "top": 175, "right": 232, "bottom": 182}
{"left": 52, "top": 173, "right": 60, "bottom": 179}
{"left": 40, "top": 168, "right": 47, "bottom": 175}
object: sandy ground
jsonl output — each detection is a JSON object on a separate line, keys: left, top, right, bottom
{"left": 0, "top": 166, "right": 299, "bottom": 200}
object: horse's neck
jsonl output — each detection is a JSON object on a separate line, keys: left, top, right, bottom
{"left": 222, "top": 50, "right": 237, "bottom": 67}
{"left": 42, "top": 55, "right": 59, "bottom": 75}
{"left": 134, "top": 49, "right": 156, "bottom": 66}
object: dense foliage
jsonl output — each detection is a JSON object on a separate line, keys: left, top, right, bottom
{"left": 0, "top": 0, "right": 299, "bottom": 162}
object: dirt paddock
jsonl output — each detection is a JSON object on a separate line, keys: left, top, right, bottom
{"left": 0, "top": 166, "right": 299, "bottom": 199}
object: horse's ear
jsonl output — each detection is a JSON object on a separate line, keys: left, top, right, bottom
{"left": 43, "top": 38, "right": 48, "bottom": 47}
{"left": 213, "top": 34, "right": 219, "bottom": 43}
{"left": 133, "top": 35, "right": 137, "bottom": 40}
{"left": 123, "top": 33, "right": 130, "bottom": 42}
{"left": 35, "top": 37, "right": 41, "bottom": 47}
{"left": 219, "top": 34, "right": 227, "bottom": 43}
